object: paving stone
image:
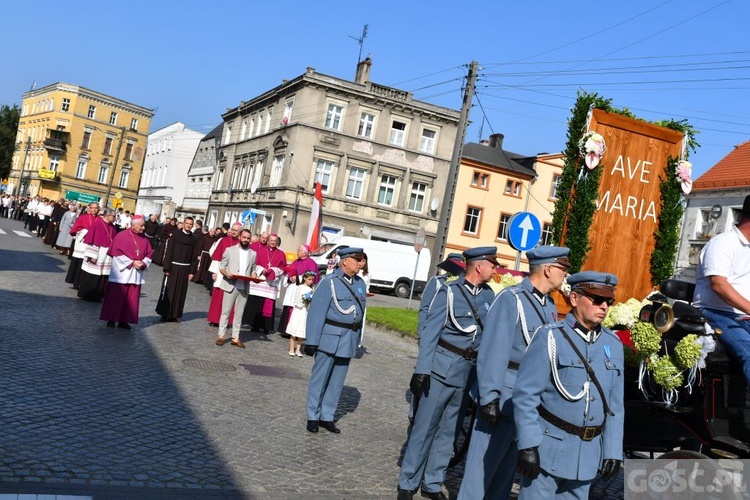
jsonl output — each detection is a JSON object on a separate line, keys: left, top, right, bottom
{"left": 0, "top": 217, "right": 623, "bottom": 499}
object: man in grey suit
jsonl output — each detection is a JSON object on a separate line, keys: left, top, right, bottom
{"left": 216, "top": 229, "right": 257, "bottom": 348}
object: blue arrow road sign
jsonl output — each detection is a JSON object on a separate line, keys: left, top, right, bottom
{"left": 507, "top": 212, "right": 542, "bottom": 252}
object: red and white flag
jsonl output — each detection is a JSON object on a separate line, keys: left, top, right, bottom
{"left": 306, "top": 182, "right": 323, "bottom": 251}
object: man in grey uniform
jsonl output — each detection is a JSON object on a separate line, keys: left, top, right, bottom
{"left": 458, "top": 246, "right": 570, "bottom": 500}
{"left": 398, "top": 247, "right": 497, "bottom": 500}
{"left": 514, "top": 271, "right": 624, "bottom": 499}
{"left": 304, "top": 247, "right": 367, "bottom": 434}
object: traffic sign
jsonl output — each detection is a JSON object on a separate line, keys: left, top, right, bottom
{"left": 507, "top": 212, "right": 542, "bottom": 252}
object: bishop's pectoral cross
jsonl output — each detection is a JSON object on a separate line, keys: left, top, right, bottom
{"left": 135, "top": 249, "right": 140, "bottom": 256}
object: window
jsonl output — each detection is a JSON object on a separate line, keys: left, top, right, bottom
{"left": 419, "top": 128, "right": 437, "bottom": 154}
{"left": 61, "top": 98, "right": 70, "bottom": 112}
{"left": 541, "top": 222, "right": 553, "bottom": 245}
{"left": 270, "top": 155, "right": 284, "bottom": 187}
{"left": 215, "top": 167, "right": 225, "bottom": 189}
{"left": 325, "top": 104, "right": 344, "bottom": 130}
{"left": 358, "top": 112, "right": 375, "bottom": 138}
{"left": 130, "top": 118, "right": 138, "bottom": 131}
{"left": 504, "top": 180, "right": 522, "bottom": 197}
{"left": 224, "top": 124, "right": 232, "bottom": 145}
{"left": 49, "top": 155, "right": 60, "bottom": 172}
{"left": 81, "top": 129, "right": 92, "bottom": 149}
{"left": 314, "top": 159, "right": 334, "bottom": 193}
{"left": 463, "top": 207, "right": 482, "bottom": 235}
{"left": 409, "top": 182, "right": 427, "bottom": 212}
{"left": 248, "top": 116, "right": 255, "bottom": 137}
{"left": 549, "top": 174, "right": 561, "bottom": 200}
{"left": 88, "top": 105, "right": 96, "bottom": 119}
{"left": 255, "top": 113, "right": 264, "bottom": 136}
{"left": 346, "top": 167, "right": 366, "bottom": 199}
{"left": 98, "top": 164, "right": 109, "bottom": 184}
{"left": 240, "top": 119, "right": 247, "bottom": 141}
{"left": 282, "top": 97, "right": 294, "bottom": 125}
{"left": 265, "top": 107, "right": 273, "bottom": 133}
{"left": 109, "top": 112, "right": 117, "bottom": 125}
{"left": 696, "top": 209, "right": 711, "bottom": 239}
{"left": 119, "top": 168, "right": 130, "bottom": 188}
{"left": 471, "top": 171, "right": 489, "bottom": 189}
{"left": 124, "top": 142, "right": 134, "bottom": 161}
{"left": 497, "top": 213, "right": 511, "bottom": 241}
{"left": 103, "top": 135, "right": 113, "bottom": 155}
{"left": 390, "top": 120, "right": 407, "bottom": 146}
{"left": 75, "top": 160, "right": 87, "bottom": 179}
{"left": 378, "top": 175, "right": 397, "bottom": 206}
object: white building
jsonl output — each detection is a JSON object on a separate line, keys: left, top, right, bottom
{"left": 177, "top": 123, "right": 222, "bottom": 225}
{"left": 674, "top": 140, "right": 750, "bottom": 277}
{"left": 135, "top": 122, "right": 203, "bottom": 219}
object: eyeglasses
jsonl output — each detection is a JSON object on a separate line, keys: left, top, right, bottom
{"left": 578, "top": 292, "right": 615, "bottom": 307}
{"left": 548, "top": 264, "right": 569, "bottom": 274}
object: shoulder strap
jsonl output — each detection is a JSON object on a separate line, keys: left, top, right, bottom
{"left": 517, "top": 288, "right": 549, "bottom": 325}
{"left": 455, "top": 282, "right": 484, "bottom": 331}
{"left": 555, "top": 326, "right": 614, "bottom": 416}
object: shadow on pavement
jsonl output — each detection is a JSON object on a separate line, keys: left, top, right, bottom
{"left": 0, "top": 248, "right": 66, "bottom": 273}
{"left": 0, "top": 288, "right": 244, "bottom": 498}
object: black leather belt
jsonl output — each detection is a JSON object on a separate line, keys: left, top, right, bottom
{"left": 508, "top": 360, "right": 520, "bottom": 371}
{"left": 437, "top": 339, "right": 477, "bottom": 360}
{"left": 325, "top": 319, "right": 362, "bottom": 330}
{"left": 538, "top": 405, "right": 603, "bottom": 441}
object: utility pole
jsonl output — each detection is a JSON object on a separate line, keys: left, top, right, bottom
{"left": 104, "top": 126, "right": 126, "bottom": 209}
{"left": 15, "top": 136, "right": 32, "bottom": 197}
{"left": 429, "top": 60, "right": 479, "bottom": 272}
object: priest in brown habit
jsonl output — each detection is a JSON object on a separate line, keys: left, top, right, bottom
{"left": 156, "top": 217, "right": 198, "bottom": 322}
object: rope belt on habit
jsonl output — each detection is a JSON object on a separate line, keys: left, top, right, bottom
{"left": 171, "top": 261, "right": 191, "bottom": 266}
{"left": 325, "top": 319, "right": 362, "bottom": 330}
{"left": 538, "top": 405, "right": 603, "bottom": 441}
{"left": 437, "top": 338, "right": 477, "bottom": 360}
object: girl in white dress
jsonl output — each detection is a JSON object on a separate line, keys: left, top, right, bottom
{"left": 287, "top": 271, "right": 315, "bottom": 356}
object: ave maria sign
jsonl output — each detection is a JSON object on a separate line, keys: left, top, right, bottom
{"left": 585, "top": 108, "right": 684, "bottom": 302}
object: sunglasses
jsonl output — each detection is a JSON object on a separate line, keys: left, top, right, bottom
{"left": 578, "top": 292, "right": 615, "bottom": 307}
{"left": 548, "top": 264, "right": 569, "bottom": 273}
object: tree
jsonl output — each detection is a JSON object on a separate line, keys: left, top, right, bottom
{"left": 0, "top": 104, "right": 21, "bottom": 180}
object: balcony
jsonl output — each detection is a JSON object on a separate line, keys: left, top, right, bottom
{"left": 44, "top": 129, "right": 70, "bottom": 154}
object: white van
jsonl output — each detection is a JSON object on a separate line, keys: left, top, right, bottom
{"left": 310, "top": 236, "right": 431, "bottom": 298}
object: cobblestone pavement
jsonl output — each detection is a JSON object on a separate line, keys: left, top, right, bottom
{"left": 0, "top": 218, "right": 623, "bottom": 499}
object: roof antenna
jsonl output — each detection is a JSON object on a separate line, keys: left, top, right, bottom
{"left": 349, "top": 24, "right": 368, "bottom": 64}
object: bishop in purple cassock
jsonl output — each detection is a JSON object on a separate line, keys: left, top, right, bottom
{"left": 100, "top": 215, "right": 153, "bottom": 329}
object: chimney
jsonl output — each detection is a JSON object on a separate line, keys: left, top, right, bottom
{"left": 489, "top": 133, "right": 504, "bottom": 149}
{"left": 355, "top": 57, "right": 372, "bottom": 84}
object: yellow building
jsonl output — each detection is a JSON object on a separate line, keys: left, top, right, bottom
{"left": 445, "top": 134, "right": 563, "bottom": 270}
{"left": 9, "top": 83, "right": 153, "bottom": 210}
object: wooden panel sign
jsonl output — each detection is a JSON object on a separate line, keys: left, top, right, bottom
{"left": 584, "top": 109, "right": 683, "bottom": 302}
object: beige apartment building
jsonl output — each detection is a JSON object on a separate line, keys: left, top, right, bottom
{"left": 9, "top": 83, "right": 153, "bottom": 209}
{"left": 445, "top": 134, "right": 563, "bottom": 270}
{"left": 207, "top": 59, "right": 461, "bottom": 249}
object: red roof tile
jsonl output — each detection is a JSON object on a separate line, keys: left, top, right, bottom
{"left": 693, "top": 140, "right": 750, "bottom": 191}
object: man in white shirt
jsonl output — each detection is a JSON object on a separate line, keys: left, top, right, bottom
{"left": 216, "top": 229, "right": 258, "bottom": 348}
{"left": 694, "top": 195, "right": 750, "bottom": 385}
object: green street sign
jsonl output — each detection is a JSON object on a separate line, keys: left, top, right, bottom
{"left": 65, "top": 190, "right": 101, "bottom": 204}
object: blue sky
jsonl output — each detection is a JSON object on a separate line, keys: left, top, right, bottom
{"left": 2, "top": 0, "right": 746, "bottom": 180}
